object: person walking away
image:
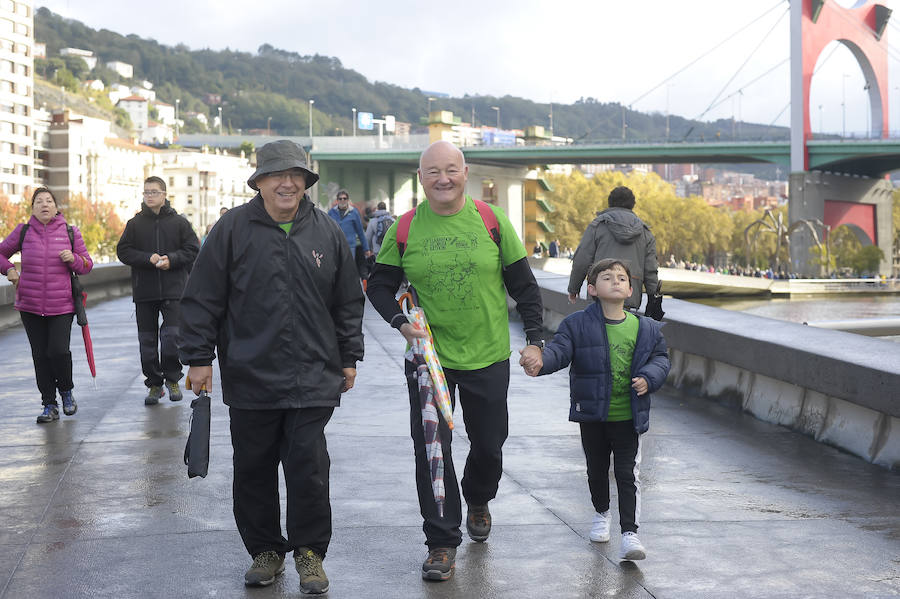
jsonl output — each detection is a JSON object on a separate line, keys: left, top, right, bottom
{"left": 117, "top": 176, "right": 200, "bottom": 405}
{"left": 548, "top": 238, "right": 559, "bottom": 258}
{"left": 328, "top": 189, "right": 372, "bottom": 286}
{"left": 179, "top": 140, "right": 365, "bottom": 595}
{"left": 521, "top": 258, "right": 669, "bottom": 561}
{"left": 365, "top": 201, "right": 394, "bottom": 256}
{"left": 0, "top": 188, "right": 93, "bottom": 423}
{"left": 367, "top": 140, "right": 544, "bottom": 581}
{"left": 568, "top": 186, "right": 659, "bottom": 312}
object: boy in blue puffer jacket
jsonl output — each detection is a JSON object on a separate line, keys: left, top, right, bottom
{"left": 522, "top": 258, "right": 669, "bottom": 561}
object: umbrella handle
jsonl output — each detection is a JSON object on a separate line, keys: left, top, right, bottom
{"left": 185, "top": 375, "right": 207, "bottom": 393}
{"left": 398, "top": 291, "right": 415, "bottom": 311}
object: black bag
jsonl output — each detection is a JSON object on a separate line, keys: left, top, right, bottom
{"left": 64, "top": 226, "right": 88, "bottom": 326}
{"left": 184, "top": 389, "right": 211, "bottom": 478}
{"left": 70, "top": 271, "right": 87, "bottom": 326}
{"left": 644, "top": 282, "right": 665, "bottom": 321}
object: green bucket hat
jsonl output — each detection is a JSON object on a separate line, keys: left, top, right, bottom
{"left": 247, "top": 140, "right": 319, "bottom": 191}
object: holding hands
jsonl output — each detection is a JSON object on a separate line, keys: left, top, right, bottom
{"left": 519, "top": 345, "right": 543, "bottom": 377}
{"left": 59, "top": 249, "right": 74, "bottom": 264}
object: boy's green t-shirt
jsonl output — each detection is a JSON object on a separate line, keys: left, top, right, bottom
{"left": 278, "top": 222, "right": 293, "bottom": 236}
{"left": 376, "top": 197, "right": 527, "bottom": 370}
{"left": 605, "top": 312, "right": 639, "bottom": 421}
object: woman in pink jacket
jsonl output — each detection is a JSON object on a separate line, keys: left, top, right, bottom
{"left": 1, "top": 188, "right": 93, "bottom": 423}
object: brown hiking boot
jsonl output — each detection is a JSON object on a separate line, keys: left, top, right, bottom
{"left": 294, "top": 547, "right": 329, "bottom": 594}
{"left": 466, "top": 503, "right": 491, "bottom": 542}
{"left": 244, "top": 551, "right": 285, "bottom": 586}
{"left": 422, "top": 547, "right": 456, "bottom": 581}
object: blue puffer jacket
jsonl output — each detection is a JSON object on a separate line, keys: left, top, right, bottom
{"left": 538, "top": 302, "right": 670, "bottom": 433}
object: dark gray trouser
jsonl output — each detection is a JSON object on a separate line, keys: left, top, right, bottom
{"left": 20, "top": 311, "right": 74, "bottom": 405}
{"left": 406, "top": 359, "right": 510, "bottom": 548}
{"left": 135, "top": 300, "right": 182, "bottom": 387}
{"left": 230, "top": 406, "right": 335, "bottom": 558}
{"left": 579, "top": 419, "right": 641, "bottom": 533}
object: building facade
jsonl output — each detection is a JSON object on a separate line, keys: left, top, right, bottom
{"left": 0, "top": 0, "right": 33, "bottom": 198}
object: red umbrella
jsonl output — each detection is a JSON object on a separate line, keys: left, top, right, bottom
{"left": 74, "top": 287, "right": 96, "bottom": 384}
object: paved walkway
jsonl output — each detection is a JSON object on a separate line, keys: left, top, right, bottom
{"left": 0, "top": 297, "right": 898, "bottom": 598}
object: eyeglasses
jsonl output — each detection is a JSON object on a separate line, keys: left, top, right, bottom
{"left": 143, "top": 191, "right": 164, "bottom": 197}
{"left": 337, "top": 196, "right": 349, "bottom": 201}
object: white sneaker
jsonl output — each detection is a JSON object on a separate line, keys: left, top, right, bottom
{"left": 620, "top": 532, "right": 646, "bottom": 561}
{"left": 589, "top": 511, "right": 611, "bottom": 542}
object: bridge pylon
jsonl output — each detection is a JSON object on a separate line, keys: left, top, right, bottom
{"left": 789, "top": 0, "right": 893, "bottom": 276}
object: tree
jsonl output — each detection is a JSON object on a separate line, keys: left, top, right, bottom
{"left": 239, "top": 141, "right": 254, "bottom": 157}
{"left": 62, "top": 194, "right": 125, "bottom": 260}
{"left": 850, "top": 245, "right": 884, "bottom": 275}
{"left": 0, "top": 193, "right": 31, "bottom": 239}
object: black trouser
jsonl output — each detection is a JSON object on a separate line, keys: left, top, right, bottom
{"left": 354, "top": 245, "right": 369, "bottom": 279}
{"left": 134, "top": 300, "right": 182, "bottom": 387}
{"left": 579, "top": 420, "right": 641, "bottom": 533}
{"left": 406, "top": 359, "right": 510, "bottom": 548}
{"left": 230, "top": 406, "right": 334, "bottom": 558}
{"left": 20, "top": 311, "right": 74, "bottom": 406}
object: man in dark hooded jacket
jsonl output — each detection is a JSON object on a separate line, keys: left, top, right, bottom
{"left": 117, "top": 176, "right": 199, "bottom": 405}
{"left": 567, "top": 186, "right": 658, "bottom": 310}
{"left": 179, "top": 140, "right": 364, "bottom": 595}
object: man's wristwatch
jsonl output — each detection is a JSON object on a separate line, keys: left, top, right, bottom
{"left": 527, "top": 339, "right": 545, "bottom": 351}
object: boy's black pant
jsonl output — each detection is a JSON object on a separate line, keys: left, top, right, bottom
{"left": 406, "top": 359, "right": 510, "bottom": 548}
{"left": 230, "top": 406, "right": 335, "bottom": 558}
{"left": 20, "top": 311, "right": 74, "bottom": 406}
{"left": 579, "top": 420, "right": 642, "bottom": 533}
{"left": 135, "top": 300, "right": 182, "bottom": 387}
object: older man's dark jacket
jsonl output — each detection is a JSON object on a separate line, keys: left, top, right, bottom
{"left": 117, "top": 202, "right": 200, "bottom": 302}
{"left": 179, "top": 194, "right": 365, "bottom": 409}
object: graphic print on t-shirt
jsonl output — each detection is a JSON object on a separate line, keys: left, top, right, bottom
{"left": 422, "top": 232, "right": 480, "bottom": 310}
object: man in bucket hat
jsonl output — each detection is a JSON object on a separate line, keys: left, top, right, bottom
{"left": 180, "top": 140, "right": 365, "bottom": 594}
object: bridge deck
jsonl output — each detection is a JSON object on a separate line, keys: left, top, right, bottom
{"left": 0, "top": 297, "right": 897, "bottom": 598}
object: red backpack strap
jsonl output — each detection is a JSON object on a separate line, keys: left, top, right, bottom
{"left": 395, "top": 207, "right": 417, "bottom": 257}
{"left": 473, "top": 199, "right": 501, "bottom": 246}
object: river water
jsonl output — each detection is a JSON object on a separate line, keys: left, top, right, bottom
{"left": 690, "top": 295, "right": 900, "bottom": 343}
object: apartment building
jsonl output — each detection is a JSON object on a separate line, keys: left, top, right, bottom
{"left": 148, "top": 147, "right": 255, "bottom": 234}
{"left": 0, "top": 0, "right": 33, "bottom": 198}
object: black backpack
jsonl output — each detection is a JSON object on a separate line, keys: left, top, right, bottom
{"left": 374, "top": 214, "right": 394, "bottom": 245}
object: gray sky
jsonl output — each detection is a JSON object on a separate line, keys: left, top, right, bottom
{"left": 36, "top": 0, "right": 900, "bottom": 136}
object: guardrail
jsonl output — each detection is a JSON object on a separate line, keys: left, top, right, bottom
{"left": 0, "top": 263, "right": 132, "bottom": 331}
{"left": 524, "top": 267, "right": 900, "bottom": 469}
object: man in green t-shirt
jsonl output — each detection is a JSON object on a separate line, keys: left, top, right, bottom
{"left": 367, "top": 141, "right": 544, "bottom": 582}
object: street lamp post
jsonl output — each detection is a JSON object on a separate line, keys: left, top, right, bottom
{"left": 308, "top": 99, "right": 314, "bottom": 139}
{"left": 490, "top": 105, "right": 500, "bottom": 129}
{"left": 266, "top": 116, "right": 272, "bottom": 136}
{"left": 842, "top": 74, "right": 849, "bottom": 138}
{"left": 863, "top": 81, "right": 871, "bottom": 138}
{"left": 218, "top": 106, "right": 222, "bottom": 135}
{"left": 427, "top": 97, "right": 436, "bottom": 118}
{"left": 174, "top": 98, "right": 180, "bottom": 139}
{"left": 818, "top": 104, "right": 823, "bottom": 133}
{"left": 352, "top": 107, "right": 357, "bottom": 136}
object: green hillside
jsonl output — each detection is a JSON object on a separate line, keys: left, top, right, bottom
{"left": 35, "top": 7, "right": 789, "bottom": 143}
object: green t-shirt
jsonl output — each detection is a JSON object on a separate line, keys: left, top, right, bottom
{"left": 605, "top": 312, "right": 639, "bottom": 421}
{"left": 377, "top": 197, "right": 527, "bottom": 370}
{"left": 278, "top": 222, "right": 293, "bottom": 236}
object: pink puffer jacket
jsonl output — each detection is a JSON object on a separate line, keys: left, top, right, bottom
{"left": 0, "top": 214, "right": 93, "bottom": 316}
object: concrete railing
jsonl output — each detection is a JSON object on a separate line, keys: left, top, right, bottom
{"left": 0, "top": 263, "right": 132, "bottom": 330}
{"left": 526, "top": 267, "right": 900, "bottom": 470}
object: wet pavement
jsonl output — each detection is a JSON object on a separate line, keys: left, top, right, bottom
{"left": 0, "top": 296, "right": 898, "bottom": 599}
